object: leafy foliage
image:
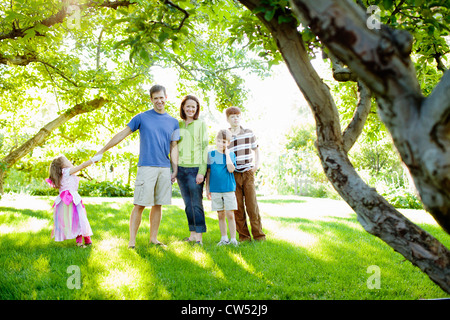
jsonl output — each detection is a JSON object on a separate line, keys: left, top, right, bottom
{"left": 0, "top": 0, "right": 275, "bottom": 190}
{"left": 78, "top": 180, "right": 133, "bottom": 197}
{"left": 1, "top": 0, "right": 448, "bottom": 206}
{"left": 363, "top": 0, "right": 449, "bottom": 78}
{"left": 111, "top": 0, "right": 278, "bottom": 110}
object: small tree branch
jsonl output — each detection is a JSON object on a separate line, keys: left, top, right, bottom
{"left": 422, "top": 71, "right": 450, "bottom": 125}
{"left": 434, "top": 52, "right": 448, "bottom": 73}
{"left": 0, "top": 53, "right": 38, "bottom": 65}
{"left": 342, "top": 80, "right": 372, "bottom": 153}
{"left": 39, "top": 60, "right": 79, "bottom": 87}
{"left": 89, "top": 0, "right": 133, "bottom": 9}
{"left": 0, "top": 0, "right": 134, "bottom": 41}
{"left": 96, "top": 27, "right": 104, "bottom": 70}
{"left": 329, "top": 51, "right": 358, "bottom": 82}
{"left": 420, "top": 70, "right": 450, "bottom": 151}
{"left": 161, "top": 0, "right": 189, "bottom": 31}
{"left": 1, "top": 97, "right": 108, "bottom": 168}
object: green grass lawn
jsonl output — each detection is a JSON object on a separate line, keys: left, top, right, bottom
{"left": 0, "top": 194, "right": 449, "bottom": 300}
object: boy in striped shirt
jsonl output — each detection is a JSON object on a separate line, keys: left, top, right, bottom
{"left": 226, "top": 107, "right": 266, "bottom": 242}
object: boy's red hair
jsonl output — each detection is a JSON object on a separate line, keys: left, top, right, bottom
{"left": 225, "top": 106, "right": 241, "bottom": 118}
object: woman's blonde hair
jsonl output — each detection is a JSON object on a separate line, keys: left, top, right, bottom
{"left": 47, "top": 156, "right": 65, "bottom": 189}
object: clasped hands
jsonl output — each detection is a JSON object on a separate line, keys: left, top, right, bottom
{"left": 90, "top": 153, "right": 103, "bottom": 164}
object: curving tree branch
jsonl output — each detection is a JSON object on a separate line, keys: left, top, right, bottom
{"left": 0, "top": 97, "right": 109, "bottom": 193}
{"left": 0, "top": 0, "right": 134, "bottom": 41}
{"left": 342, "top": 80, "right": 372, "bottom": 153}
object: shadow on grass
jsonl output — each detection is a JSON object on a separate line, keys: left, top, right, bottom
{"left": 1, "top": 198, "right": 449, "bottom": 299}
{"left": 0, "top": 206, "right": 51, "bottom": 221}
{"left": 0, "top": 206, "right": 93, "bottom": 299}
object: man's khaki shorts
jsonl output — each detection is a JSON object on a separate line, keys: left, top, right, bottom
{"left": 134, "top": 166, "right": 172, "bottom": 207}
{"left": 211, "top": 192, "right": 238, "bottom": 211}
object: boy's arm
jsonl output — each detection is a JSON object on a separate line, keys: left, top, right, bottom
{"left": 252, "top": 147, "right": 260, "bottom": 173}
{"left": 225, "top": 150, "right": 235, "bottom": 173}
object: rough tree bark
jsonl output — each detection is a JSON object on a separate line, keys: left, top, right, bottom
{"left": 0, "top": 97, "right": 108, "bottom": 193}
{"left": 238, "top": 0, "right": 450, "bottom": 294}
{"left": 290, "top": 0, "right": 450, "bottom": 234}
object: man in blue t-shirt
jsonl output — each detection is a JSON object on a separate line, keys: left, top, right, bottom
{"left": 95, "top": 84, "right": 180, "bottom": 248}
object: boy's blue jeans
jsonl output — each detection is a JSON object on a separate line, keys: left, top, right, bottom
{"left": 177, "top": 166, "right": 207, "bottom": 233}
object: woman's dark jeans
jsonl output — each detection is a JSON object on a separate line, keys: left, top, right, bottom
{"left": 177, "top": 166, "right": 207, "bottom": 233}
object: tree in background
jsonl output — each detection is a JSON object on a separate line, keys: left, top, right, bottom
{"left": 236, "top": 0, "right": 449, "bottom": 292}
{"left": 0, "top": 0, "right": 271, "bottom": 193}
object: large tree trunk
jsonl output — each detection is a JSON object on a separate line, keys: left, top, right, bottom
{"left": 289, "top": 0, "right": 450, "bottom": 234}
{"left": 0, "top": 97, "right": 108, "bottom": 194}
{"left": 239, "top": 0, "right": 450, "bottom": 294}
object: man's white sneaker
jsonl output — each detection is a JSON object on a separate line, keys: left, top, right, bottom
{"left": 229, "top": 239, "right": 239, "bottom": 246}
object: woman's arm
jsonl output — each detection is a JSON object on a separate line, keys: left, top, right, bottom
{"left": 205, "top": 169, "right": 211, "bottom": 200}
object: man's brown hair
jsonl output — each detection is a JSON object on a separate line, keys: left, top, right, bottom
{"left": 149, "top": 84, "right": 166, "bottom": 98}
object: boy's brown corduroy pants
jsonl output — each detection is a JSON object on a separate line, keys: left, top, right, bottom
{"left": 233, "top": 170, "right": 266, "bottom": 242}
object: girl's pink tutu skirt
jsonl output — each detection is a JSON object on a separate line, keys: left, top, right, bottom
{"left": 51, "top": 191, "right": 93, "bottom": 242}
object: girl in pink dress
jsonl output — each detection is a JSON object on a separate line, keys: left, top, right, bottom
{"left": 46, "top": 154, "right": 102, "bottom": 247}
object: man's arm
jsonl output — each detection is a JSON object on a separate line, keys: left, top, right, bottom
{"left": 170, "top": 140, "right": 178, "bottom": 182}
{"left": 69, "top": 159, "right": 93, "bottom": 176}
{"left": 95, "top": 126, "right": 133, "bottom": 156}
{"left": 69, "top": 154, "right": 102, "bottom": 175}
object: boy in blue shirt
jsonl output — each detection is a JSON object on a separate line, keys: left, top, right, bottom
{"left": 206, "top": 129, "right": 238, "bottom": 246}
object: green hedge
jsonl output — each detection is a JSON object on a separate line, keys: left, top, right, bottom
{"left": 78, "top": 180, "right": 134, "bottom": 197}
{"left": 25, "top": 180, "right": 133, "bottom": 197}
{"left": 383, "top": 191, "right": 423, "bottom": 210}
{"left": 26, "top": 179, "right": 182, "bottom": 198}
